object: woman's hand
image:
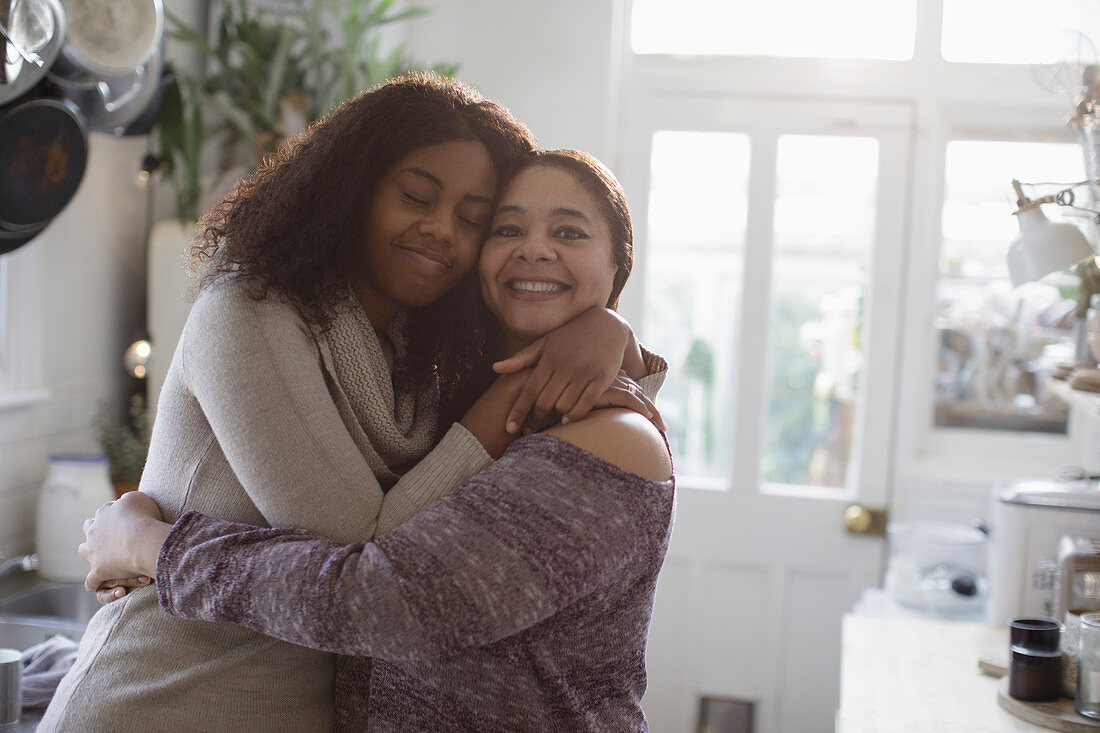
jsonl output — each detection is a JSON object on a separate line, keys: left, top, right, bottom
{"left": 492, "top": 307, "right": 649, "bottom": 432}
{"left": 79, "top": 490, "right": 172, "bottom": 597}
{"left": 93, "top": 576, "right": 152, "bottom": 605}
{"left": 596, "top": 372, "right": 665, "bottom": 430}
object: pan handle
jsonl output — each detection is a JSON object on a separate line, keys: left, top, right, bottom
{"left": 0, "top": 0, "right": 8, "bottom": 84}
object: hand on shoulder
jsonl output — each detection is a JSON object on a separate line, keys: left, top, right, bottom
{"left": 542, "top": 408, "right": 672, "bottom": 482}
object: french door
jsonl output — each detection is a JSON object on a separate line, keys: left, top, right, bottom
{"left": 618, "top": 94, "right": 913, "bottom": 732}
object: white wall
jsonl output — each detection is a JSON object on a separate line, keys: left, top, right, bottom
{"left": 0, "top": 135, "right": 149, "bottom": 556}
{"left": 405, "top": 0, "right": 620, "bottom": 164}
{"left": 0, "top": 0, "right": 207, "bottom": 558}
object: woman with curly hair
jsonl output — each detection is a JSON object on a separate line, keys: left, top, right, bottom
{"left": 83, "top": 149, "right": 674, "bottom": 732}
{"left": 40, "top": 74, "right": 662, "bottom": 732}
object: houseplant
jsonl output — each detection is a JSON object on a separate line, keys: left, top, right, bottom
{"left": 157, "top": 0, "right": 456, "bottom": 221}
{"left": 96, "top": 393, "right": 152, "bottom": 497}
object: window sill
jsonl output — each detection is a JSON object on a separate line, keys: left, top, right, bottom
{"left": 0, "top": 389, "right": 50, "bottom": 412}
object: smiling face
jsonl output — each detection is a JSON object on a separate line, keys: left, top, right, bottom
{"left": 354, "top": 139, "right": 497, "bottom": 327}
{"left": 479, "top": 164, "right": 618, "bottom": 351}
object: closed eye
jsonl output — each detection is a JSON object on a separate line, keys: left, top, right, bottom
{"left": 402, "top": 191, "right": 430, "bottom": 205}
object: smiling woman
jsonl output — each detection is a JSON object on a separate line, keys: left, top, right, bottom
{"left": 357, "top": 140, "right": 496, "bottom": 325}
{"left": 481, "top": 150, "right": 632, "bottom": 349}
{"left": 77, "top": 148, "right": 674, "bottom": 732}
{"left": 38, "top": 74, "right": 668, "bottom": 733}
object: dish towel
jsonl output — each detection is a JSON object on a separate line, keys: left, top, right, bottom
{"left": 21, "top": 634, "right": 79, "bottom": 708}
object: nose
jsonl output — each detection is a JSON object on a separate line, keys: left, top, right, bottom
{"left": 513, "top": 232, "right": 555, "bottom": 263}
{"left": 417, "top": 209, "right": 457, "bottom": 245}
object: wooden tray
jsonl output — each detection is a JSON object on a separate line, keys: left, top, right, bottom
{"left": 998, "top": 680, "right": 1100, "bottom": 733}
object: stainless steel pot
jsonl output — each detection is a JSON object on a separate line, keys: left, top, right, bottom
{"left": 50, "top": 0, "right": 163, "bottom": 82}
{"left": 46, "top": 0, "right": 164, "bottom": 133}
{"left": 48, "top": 40, "right": 162, "bottom": 133}
{"left": 0, "top": 0, "right": 65, "bottom": 107}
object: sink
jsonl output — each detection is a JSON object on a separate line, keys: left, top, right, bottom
{"left": 0, "top": 616, "right": 84, "bottom": 650}
{"left": 0, "top": 578, "right": 91, "bottom": 732}
{"left": 0, "top": 582, "right": 99, "bottom": 626}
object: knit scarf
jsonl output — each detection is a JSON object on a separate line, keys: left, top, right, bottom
{"left": 320, "top": 289, "right": 438, "bottom": 488}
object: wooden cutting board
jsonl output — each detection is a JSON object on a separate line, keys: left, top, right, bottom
{"left": 997, "top": 681, "right": 1100, "bottom": 733}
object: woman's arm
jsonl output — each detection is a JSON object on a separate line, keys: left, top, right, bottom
{"left": 490, "top": 307, "right": 668, "bottom": 432}
{"left": 85, "top": 426, "right": 673, "bottom": 660}
{"left": 180, "top": 283, "right": 490, "bottom": 544}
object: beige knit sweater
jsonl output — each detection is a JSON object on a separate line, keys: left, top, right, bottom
{"left": 39, "top": 279, "right": 495, "bottom": 733}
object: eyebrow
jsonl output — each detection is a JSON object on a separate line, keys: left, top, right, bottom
{"left": 401, "top": 167, "right": 493, "bottom": 207}
{"left": 495, "top": 204, "right": 592, "bottom": 222}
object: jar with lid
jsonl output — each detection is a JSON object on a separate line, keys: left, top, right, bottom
{"left": 1079, "top": 613, "right": 1100, "bottom": 719}
{"left": 35, "top": 453, "right": 116, "bottom": 582}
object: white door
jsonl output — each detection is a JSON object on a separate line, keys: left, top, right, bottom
{"left": 617, "top": 95, "right": 913, "bottom": 732}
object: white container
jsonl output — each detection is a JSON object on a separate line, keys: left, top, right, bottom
{"left": 36, "top": 453, "right": 115, "bottom": 582}
{"left": 884, "top": 520, "right": 989, "bottom": 617}
{"left": 988, "top": 479, "right": 1100, "bottom": 626}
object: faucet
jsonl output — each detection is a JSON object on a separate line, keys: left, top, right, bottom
{"left": 0, "top": 551, "right": 39, "bottom": 581}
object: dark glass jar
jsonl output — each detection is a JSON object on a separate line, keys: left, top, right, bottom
{"left": 1008, "top": 617, "right": 1063, "bottom": 702}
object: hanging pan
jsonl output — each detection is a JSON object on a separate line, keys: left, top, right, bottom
{"left": 0, "top": 95, "right": 88, "bottom": 254}
{"left": 0, "top": 0, "right": 65, "bottom": 107}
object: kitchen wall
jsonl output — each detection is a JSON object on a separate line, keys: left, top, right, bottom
{"left": 404, "top": 0, "right": 621, "bottom": 168}
{"left": 0, "top": 0, "right": 207, "bottom": 558}
{"left": 0, "top": 135, "right": 148, "bottom": 556}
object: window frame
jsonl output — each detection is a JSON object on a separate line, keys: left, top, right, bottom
{"left": 614, "top": 0, "right": 1086, "bottom": 490}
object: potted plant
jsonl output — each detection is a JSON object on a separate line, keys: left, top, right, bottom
{"left": 96, "top": 393, "right": 152, "bottom": 498}
{"left": 157, "top": 0, "right": 455, "bottom": 221}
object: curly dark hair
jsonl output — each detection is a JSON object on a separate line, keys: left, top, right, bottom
{"left": 191, "top": 72, "right": 536, "bottom": 425}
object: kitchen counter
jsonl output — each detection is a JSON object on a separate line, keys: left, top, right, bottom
{"left": 838, "top": 613, "right": 1063, "bottom": 732}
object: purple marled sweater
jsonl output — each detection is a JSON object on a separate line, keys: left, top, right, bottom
{"left": 157, "top": 433, "right": 675, "bottom": 732}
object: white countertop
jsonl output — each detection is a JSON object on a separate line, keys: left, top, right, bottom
{"left": 838, "top": 614, "right": 1057, "bottom": 732}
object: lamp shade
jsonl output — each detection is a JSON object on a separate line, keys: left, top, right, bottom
{"left": 1007, "top": 205, "right": 1095, "bottom": 286}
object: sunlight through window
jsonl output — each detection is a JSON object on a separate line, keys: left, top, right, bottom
{"left": 631, "top": 0, "right": 916, "bottom": 60}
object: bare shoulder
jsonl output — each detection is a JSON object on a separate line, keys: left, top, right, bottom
{"left": 542, "top": 409, "right": 672, "bottom": 482}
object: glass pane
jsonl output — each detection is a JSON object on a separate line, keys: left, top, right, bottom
{"left": 942, "top": 0, "right": 1100, "bottom": 64}
{"left": 631, "top": 0, "right": 916, "bottom": 60}
{"left": 762, "top": 135, "right": 878, "bottom": 490}
{"left": 643, "top": 131, "right": 751, "bottom": 482}
{"left": 935, "top": 140, "right": 1085, "bottom": 432}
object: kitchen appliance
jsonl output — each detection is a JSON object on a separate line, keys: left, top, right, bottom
{"left": 988, "top": 478, "right": 1100, "bottom": 625}
{"left": 883, "top": 519, "right": 989, "bottom": 617}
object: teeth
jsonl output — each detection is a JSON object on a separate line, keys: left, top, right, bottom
{"left": 509, "top": 280, "right": 566, "bottom": 293}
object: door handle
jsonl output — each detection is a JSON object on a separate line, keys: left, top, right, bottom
{"left": 844, "top": 504, "right": 887, "bottom": 537}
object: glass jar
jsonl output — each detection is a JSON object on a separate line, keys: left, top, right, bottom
{"left": 35, "top": 453, "right": 115, "bottom": 582}
{"left": 1078, "top": 612, "right": 1100, "bottom": 719}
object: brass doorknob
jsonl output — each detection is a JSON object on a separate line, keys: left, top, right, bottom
{"left": 844, "top": 505, "right": 887, "bottom": 536}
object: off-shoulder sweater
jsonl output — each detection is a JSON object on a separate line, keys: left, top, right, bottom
{"left": 156, "top": 434, "right": 676, "bottom": 732}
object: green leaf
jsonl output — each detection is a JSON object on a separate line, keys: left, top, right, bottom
{"left": 209, "top": 90, "right": 262, "bottom": 140}
{"left": 262, "top": 27, "right": 295, "bottom": 123}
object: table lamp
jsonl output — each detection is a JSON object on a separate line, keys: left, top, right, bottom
{"left": 1007, "top": 179, "right": 1099, "bottom": 364}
